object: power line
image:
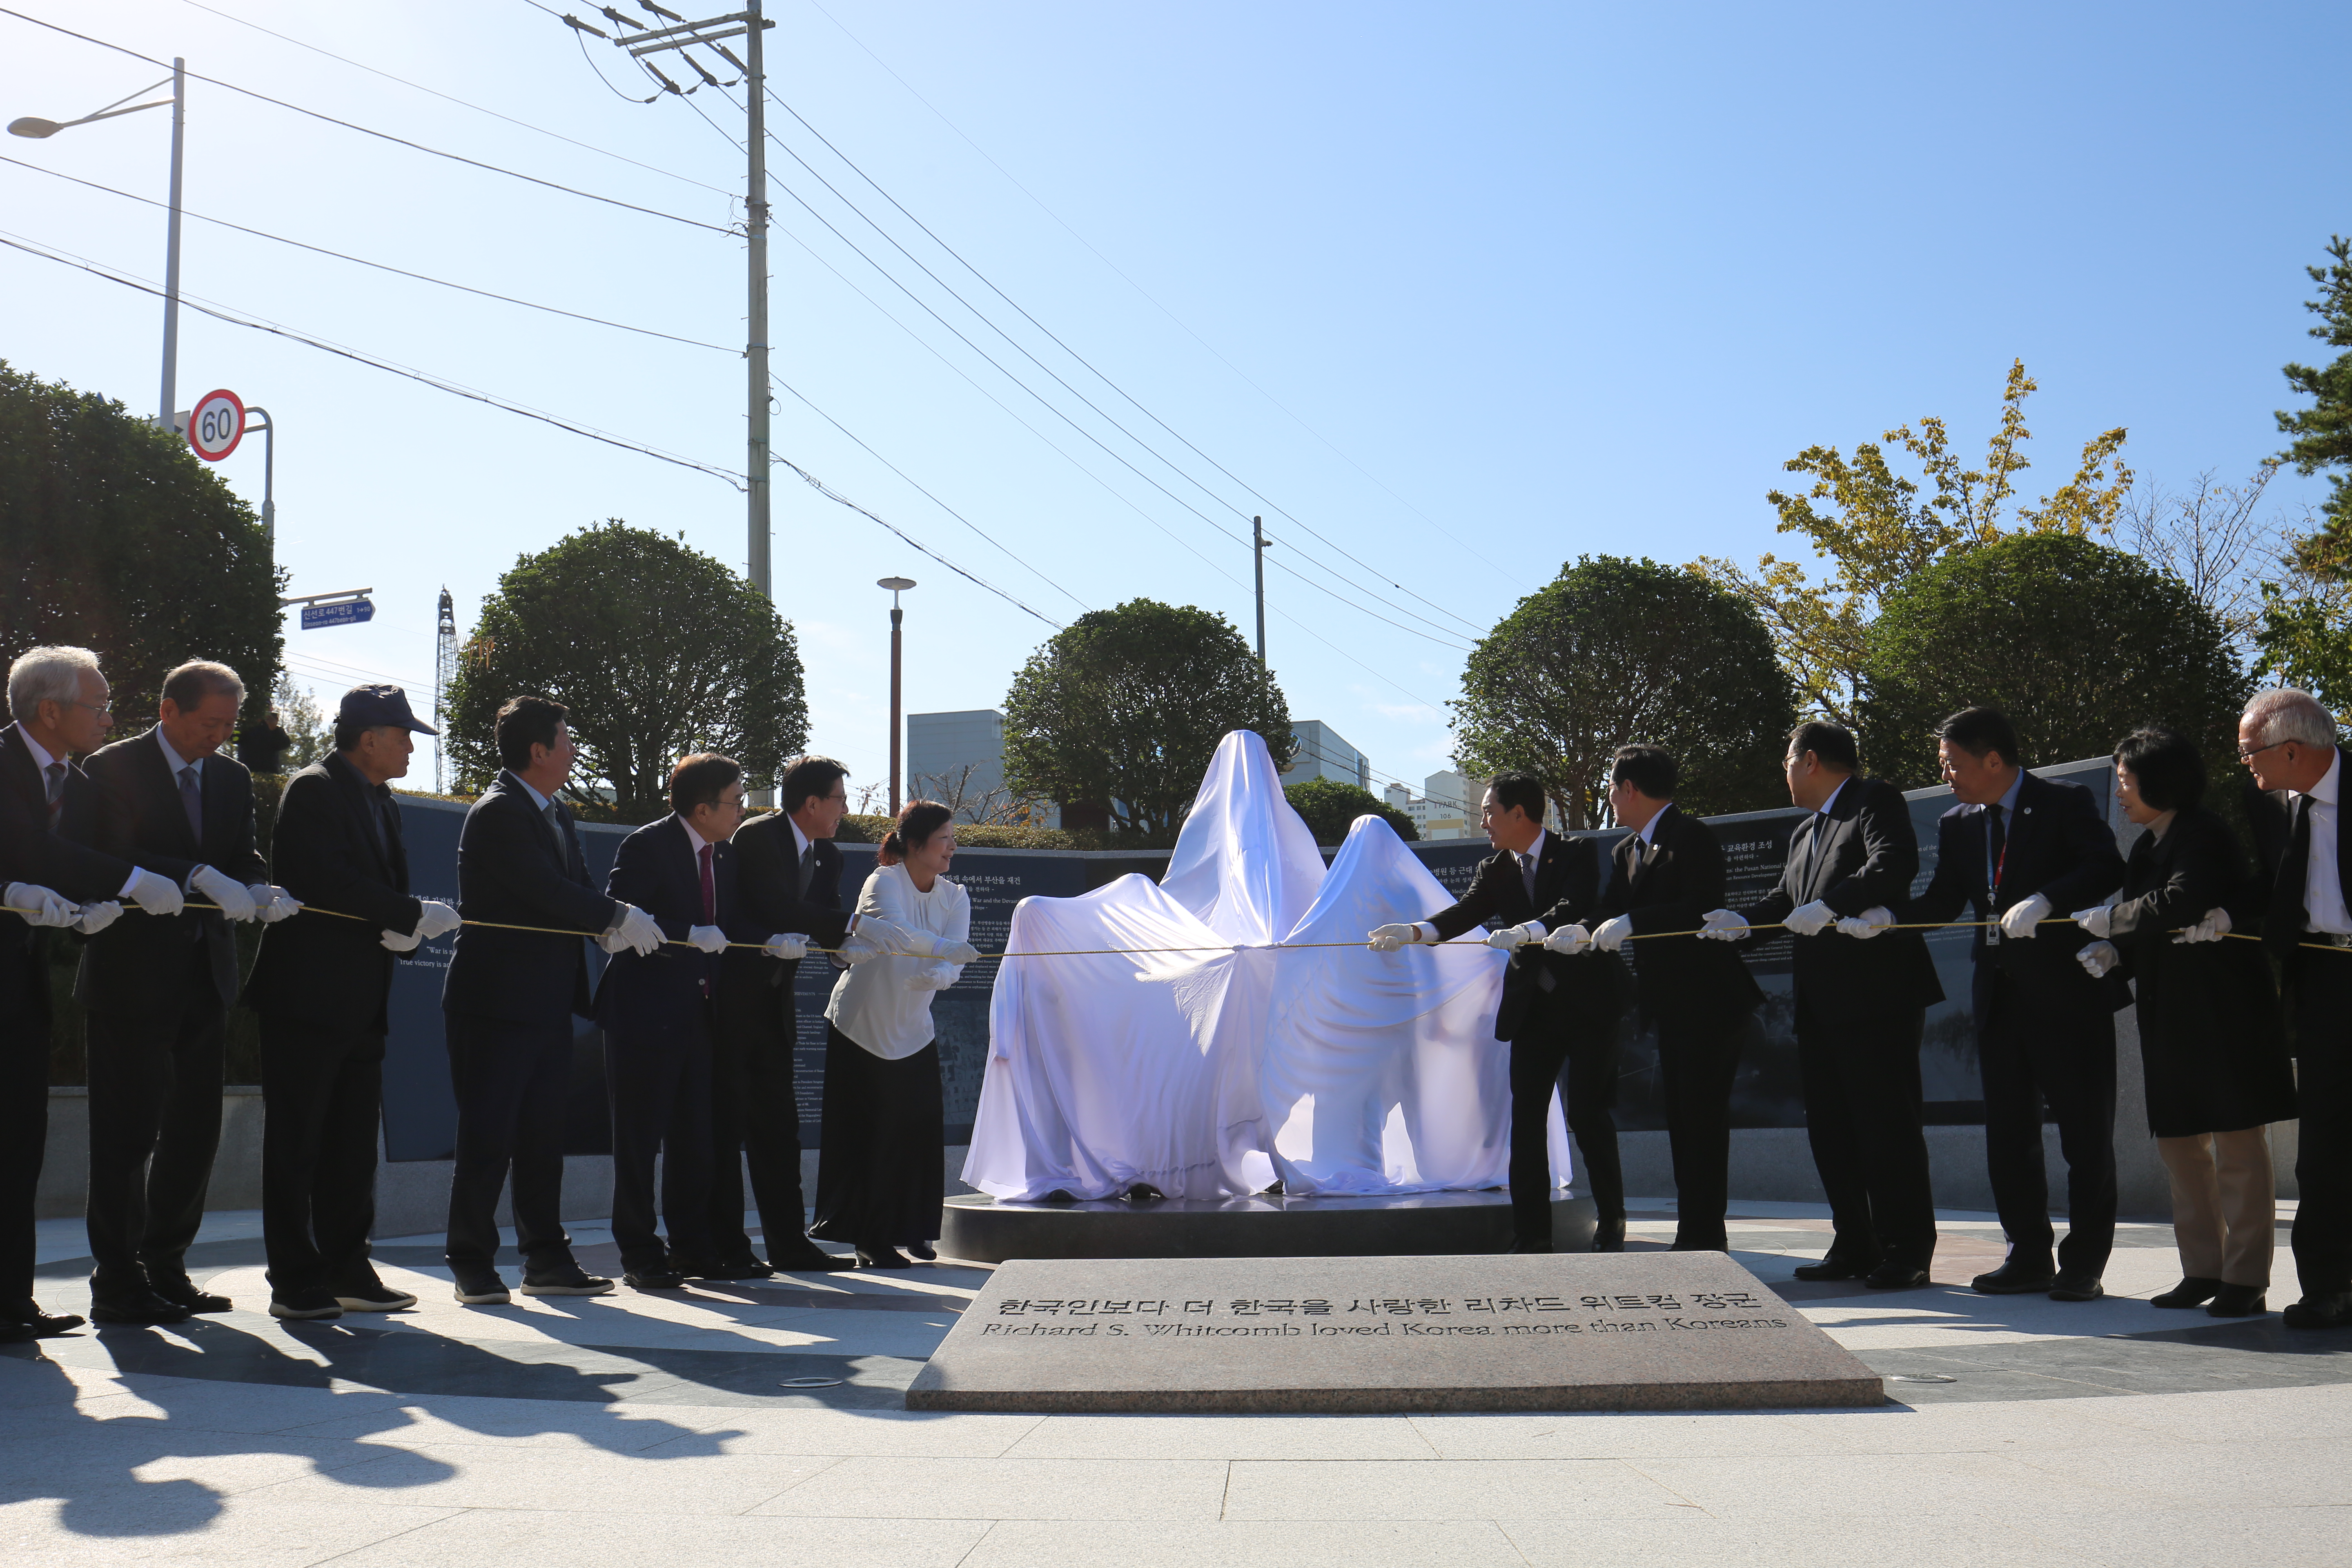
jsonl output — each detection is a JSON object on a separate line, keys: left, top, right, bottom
{"left": 0, "top": 228, "right": 1071, "bottom": 632}
{"left": 0, "top": 155, "right": 738, "bottom": 355}
{"left": 798, "top": 0, "right": 1520, "bottom": 587}
{"left": 0, "top": 7, "right": 736, "bottom": 236}
{"left": 178, "top": 0, "right": 732, "bottom": 196}
{"left": 764, "top": 87, "right": 1489, "bottom": 639}
{"left": 747, "top": 96, "right": 1475, "bottom": 648}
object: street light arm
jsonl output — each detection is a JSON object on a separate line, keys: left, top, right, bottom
{"left": 7, "top": 95, "right": 174, "bottom": 139}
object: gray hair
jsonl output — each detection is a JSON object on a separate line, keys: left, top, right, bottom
{"left": 160, "top": 659, "right": 246, "bottom": 713}
{"left": 2242, "top": 687, "right": 2338, "bottom": 749}
{"left": 7, "top": 645, "right": 102, "bottom": 724}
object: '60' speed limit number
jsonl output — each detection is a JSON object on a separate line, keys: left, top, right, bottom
{"left": 187, "top": 389, "right": 245, "bottom": 462}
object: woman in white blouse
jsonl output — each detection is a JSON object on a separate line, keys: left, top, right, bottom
{"left": 809, "top": 802, "right": 978, "bottom": 1267}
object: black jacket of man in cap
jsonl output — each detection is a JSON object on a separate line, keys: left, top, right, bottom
{"left": 244, "top": 685, "right": 452, "bottom": 1317}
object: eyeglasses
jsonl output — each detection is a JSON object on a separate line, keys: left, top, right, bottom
{"left": 2238, "top": 739, "right": 2290, "bottom": 763}
{"left": 62, "top": 699, "right": 111, "bottom": 716}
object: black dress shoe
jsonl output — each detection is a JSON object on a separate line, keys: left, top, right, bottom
{"left": 1, "top": 1305, "right": 87, "bottom": 1337}
{"left": 624, "top": 1267, "right": 686, "bottom": 1290}
{"left": 2150, "top": 1276, "right": 2225, "bottom": 1308}
{"left": 2206, "top": 1283, "right": 2267, "bottom": 1317}
{"left": 1504, "top": 1238, "right": 1554, "bottom": 1254}
{"left": 667, "top": 1256, "right": 729, "bottom": 1281}
{"left": 1864, "top": 1264, "right": 1933, "bottom": 1291}
{"left": 2282, "top": 1291, "right": 2352, "bottom": 1329}
{"left": 853, "top": 1245, "right": 911, "bottom": 1269}
{"left": 89, "top": 1290, "right": 194, "bottom": 1325}
{"left": 267, "top": 1288, "right": 344, "bottom": 1321}
{"left": 518, "top": 1266, "right": 612, "bottom": 1297}
{"left": 149, "top": 1277, "right": 232, "bottom": 1314}
{"left": 0, "top": 1320, "right": 33, "bottom": 1343}
{"left": 714, "top": 1255, "right": 778, "bottom": 1279}
{"left": 907, "top": 1241, "right": 938, "bottom": 1261}
{"left": 1793, "top": 1256, "right": 1880, "bottom": 1282}
{"left": 1589, "top": 1219, "right": 1626, "bottom": 1253}
{"left": 1972, "top": 1261, "right": 2058, "bottom": 1295}
{"left": 2049, "top": 1273, "right": 2105, "bottom": 1302}
{"left": 768, "top": 1241, "right": 857, "bottom": 1273}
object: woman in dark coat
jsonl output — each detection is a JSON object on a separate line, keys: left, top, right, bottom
{"left": 2071, "top": 727, "right": 2296, "bottom": 1317}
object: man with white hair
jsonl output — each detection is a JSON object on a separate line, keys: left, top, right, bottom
{"left": 76, "top": 659, "right": 297, "bottom": 1324}
{"left": 2241, "top": 687, "right": 2352, "bottom": 1328}
{"left": 2, "top": 645, "right": 185, "bottom": 1339}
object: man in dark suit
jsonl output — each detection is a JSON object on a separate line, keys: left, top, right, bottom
{"left": 244, "top": 685, "right": 457, "bottom": 1321}
{"left": 710, "top": 755, "right": 909, "bottom": 1273}
{"left": 440, "top": 695, "right": 662, "bottom": 1305}
{"left": 2238, "top": 687, "right": 2352, "bottom": 1329}
{"left": 1369, "top": 769, "right": 1626, "bottom": 1252}
{"left": 78, "top": 660, "right": 299, "bottom": 1323}
{"left": 1901, "top": 706, "right": 2126, "bottom": 1300}
{"left": 1702, "top": 721, "right": 1944, "bottom": 1288}
{"left": 595, "top": 753, "right": 795, "bottom": 1289}
{"left": 3, "top": 645, "right": 176, "bottom": 1339}
{"left": 1584, "top": 744, "right": 1762, "bottom": 1252}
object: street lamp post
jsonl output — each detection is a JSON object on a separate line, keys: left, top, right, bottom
{"left": 9, "top": 62, "right": 187, "bottom": 426}
{"left": 878, "top": 577, "right": 915, "bottom": 816}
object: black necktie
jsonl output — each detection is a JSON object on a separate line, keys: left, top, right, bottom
{"left": 1986, "top": 803, "right": 2007, "bottom": 899}
{"left": 797, "top": 842, "right": 815, "bottom": 900}
{"left": 1518, "top": 850, "right": 1537, "bottom": 906}
{"left": 2270, "top": 795, "right": 2314, "bottom": 955}
{"left": 178, "top": 764, "right": 205, "bottom": 848}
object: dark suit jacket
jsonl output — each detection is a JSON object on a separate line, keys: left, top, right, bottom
{"left": 1425, "top": 831, "right": 1624, "bottom": 1040}
{"left": 593, "top": 813, "right": 765, "bottom": 1032}
{"left": 1738, "top": 776, "right": 1942, "bottom": 1018}
{"left": 1593, "top": 804, "right": 1763, "bottom": 1028}
{"left": 243, "top": 753, "right": 423, "bottom": 1033}
{"left": 1901, "top": 768, "right": 2127, "bottom": 1025}
{"left": 2247, "top": 773, "right": 2352, "bottom": 986}
{"left": 76, "top": 727, "right": 267, "bottom": 1013}
{"left": 441, "top": 770, "right": 616, "bottom": 1025}
{"left": 0, "top": 723, "right": 133, "bottom": 1026}
{"left": 717, "top": 811, "right": 851, "bottom": 1019}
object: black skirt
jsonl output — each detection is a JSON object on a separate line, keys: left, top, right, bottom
{"left": 807, "top": 1023, "right": 944, "bottom": 1247}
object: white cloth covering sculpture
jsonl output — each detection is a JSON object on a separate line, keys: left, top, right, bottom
{"left": 961, "top": 730, "right": 1570, "bottom": 1203}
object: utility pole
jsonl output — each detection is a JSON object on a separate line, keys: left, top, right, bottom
{"left": 1252, "top": 515, "right": 1268, "bottom": 665}
{"left": 879, "top": 577, "right": 915, "bottom": 815}
{"left": 159, "top": 58, "right": 184, "bottom": 428}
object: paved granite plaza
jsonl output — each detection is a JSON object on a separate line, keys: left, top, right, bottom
{"left": 6, "top": 1200, "right": 2349, "bottom": 1566}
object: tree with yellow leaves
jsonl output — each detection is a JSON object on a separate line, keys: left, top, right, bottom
{"left": 1692, "top": 361, "right": 2131, "bottom": 728}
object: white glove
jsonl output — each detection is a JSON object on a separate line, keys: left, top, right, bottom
{"left": 687, "top": 924, "right": 728, "bottom": 955}
{"left": 1836, "top": 906, "right": 1895, "bottom": 940}
{"left": 4, "top": 883, "right": 78, "bottom": 927}
{"left": 72, "top": 900, "right": 122, "bottom": 935}
{"left": 838, "top": 929, "right": 886, "bottom": 963}
{"left": 414, "top": 900, "right": 461, "bottom": 940}
{"left": 1593, "top": 915, "right": 1635, "bottom": 953}
{"left": 764, "top": 931, "right": 809, "bottom": 961}
{"left": 381, "top": 925, "right": 423, "bottom": 952}
{"left": 1784, "top": 900, "right": 1836, "bottom": 938}
{"left": 1484, "top": 922, "right": 1543, "bottom": 951}
{"left": 938, "top": 938, "right": 981, "bottom": 965}
{"left": 1697, "top": 909, "right": 1749, "bottom": 942}
{"left": 2172, "top": 907, "right": 2232, "bottom": 945}
{"left": 906, "top": 962, "right": 957, "bottom": 993}
{"left": 1368, "top": 922, "right": 1430, "bottom": 952}
{"left": 1542, "top": 923, "right": 1592, "bottom": 956}
{"left": 2072, "top": 903, "right": 2112, "bottom": 940}
{"left": 2077, "top": 940, "right": 2120, "bottom": 978}
{"left": 249, "top": 884, "right": 302, "bottom": 924}
{"left": 617, "top": 904, "right": 664, "bottom": 957}
{"left": 189, "top": 865, "right": 257, "bottom": 922}
{"left": 1998, "top": 892, "right": 2051, "bottom": 941}
{"left": 124, "top": 868, "right": 184, "bottom": 918}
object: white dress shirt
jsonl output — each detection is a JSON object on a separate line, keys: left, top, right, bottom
{"left": 825, "top": 863, "right": 971, "bottom": 1060}
{"left": 15, "top": 722, "right": 143, "bottom": 898}
{"left": 2297, "top": 749, "right": 2350, "bottom": 935}
{"left": 156, "top": 728, "right": 203, "bottom": 785}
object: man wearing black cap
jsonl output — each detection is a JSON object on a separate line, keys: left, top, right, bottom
{"left": 245, "top": 686, "right": 459, "bottom": 1321}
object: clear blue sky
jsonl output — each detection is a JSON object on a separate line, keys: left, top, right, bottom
{"left": 4, "top": 0, "right": 2345, "bottom": 798}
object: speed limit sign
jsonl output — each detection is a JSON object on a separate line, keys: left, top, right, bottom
{"left": 187, "top": 389, "right": 245, "bottom": 461}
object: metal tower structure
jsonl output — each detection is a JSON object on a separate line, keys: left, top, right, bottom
{"left": 434, "top": 586, "right": 457, "bottom": 793}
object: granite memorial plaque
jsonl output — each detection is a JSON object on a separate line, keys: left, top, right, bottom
{"left": 906, "top": 1252, "right": 1882, "bottom": 1413}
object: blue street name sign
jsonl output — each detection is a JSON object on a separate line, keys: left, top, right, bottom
{"left": 300, "top": 598, "right": 375, "bottom": 630}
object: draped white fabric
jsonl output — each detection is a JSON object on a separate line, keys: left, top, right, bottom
{"left": 961, "top": 730, "right": 1571, "bottom": 1203}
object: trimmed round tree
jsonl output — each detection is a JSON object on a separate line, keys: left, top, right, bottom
{"left": 1860, "top": 531, "right": 2249, "bottom": 786}
{"left": 1284, "top": 777, "right": 1418, "bottom": 846}
{"left": 1453, "top": 556, "right": 1797, "bottom": 827}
